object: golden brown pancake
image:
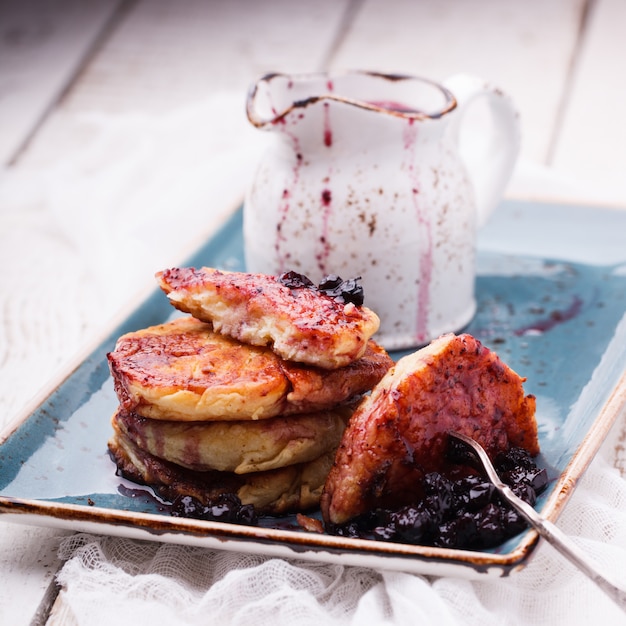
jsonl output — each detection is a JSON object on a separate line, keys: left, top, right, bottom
{"left": 112, "top": 405, "right": 351, "bottom": 474}
{"left": 107, "top": 316, "right": 392, "bottom": 422}
{"left": 155, "top": 267, "right": 380, "bottom": 369}
{"left": 321, "top": 333, "right": 539, "bottom": 525}
{"left": 108, "top": 424, "right": 334, "bottom": 515}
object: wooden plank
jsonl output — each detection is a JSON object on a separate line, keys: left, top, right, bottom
{"left": 0, "top": 4, "right": 121, "bottom": 622}
{"left": 16, "top": 0, "right": 351, "bottom": 167}
{"left": 0, "top": 0, "right": 123, "bottom": 165}
{"left": 0, "top": 523, "right": 69, "bottom": 626}
{"left": 329, "top": 0, "right": 585, "bottom": 166}
{"left": 551, "top": 0, "right": 626, "bottom": 208}
{"left": 56, "top": 0, "right": 352, "bottom": 113}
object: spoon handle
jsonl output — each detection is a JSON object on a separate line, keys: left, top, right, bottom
{"left": 449, "top": 431, "right": 626, "bottom": 611}
{"left": 501, "top": 486, "right": 626, "bottom": 611}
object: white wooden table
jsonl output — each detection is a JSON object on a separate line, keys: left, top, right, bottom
{"left": 1, "top": 1, "right": 625, "bottom": 624}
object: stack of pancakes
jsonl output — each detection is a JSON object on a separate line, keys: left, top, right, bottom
{"left": 107, "top": 267, "right": 393, "bottom": 515}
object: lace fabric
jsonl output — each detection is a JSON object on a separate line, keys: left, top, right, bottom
{"left": 53, "top": 437, "right": 626, "bottom": 625}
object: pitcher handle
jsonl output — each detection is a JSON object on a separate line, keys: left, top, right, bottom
{"left": 443, "top": 74, "right": 521, "bottom": 227}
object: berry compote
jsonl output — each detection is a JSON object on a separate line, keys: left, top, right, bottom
{"left": 278, "top": 271, "right": 365, "bottom": 306}
{"left": 327, "top": 444, "right": 548, "bottom": 550}
{"left": 170, "top": 493, "right": 258, "bottom": 526}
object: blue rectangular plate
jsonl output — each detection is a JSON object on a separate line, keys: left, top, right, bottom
{"left": 1, "top": 199, "right": 625, "bottom": 579}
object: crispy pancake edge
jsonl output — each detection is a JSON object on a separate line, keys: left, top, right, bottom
{"left": 156, "top": 267, "right": 380, "bottom": 369}
{"left": 107, "top": 316, "right": 392, "bottom": 421}
{"left": 113, "top": 404, "right": 351, "bottom": 474}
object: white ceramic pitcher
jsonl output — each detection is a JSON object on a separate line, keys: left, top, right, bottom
{"left": 243, "top": 71, "right": 520, "bottom": 350}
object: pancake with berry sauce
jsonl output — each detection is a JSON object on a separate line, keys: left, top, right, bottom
{"left": 111, "top": 402, "right": 352, "bottom": 474}
{"left": 107, "top": 316, "right": 393, "bottom": 422}
{"left": 155, "top": 268, "right": 380, "bottom": 370}
{"left": 108, "top": 420, "right": 336, "bottom": 515}
{"left": 321, "top": 333, "right": 539, "bottom": 526}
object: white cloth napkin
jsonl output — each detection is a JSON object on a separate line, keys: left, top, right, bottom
{"left": 51, "top": 440, "right": 626, "bottom": 626}
{"left": 1, "top": 95, "right": 625, "bottom": 626}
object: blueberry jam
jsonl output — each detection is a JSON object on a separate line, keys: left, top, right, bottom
{"left": 169, "top": 445, "right": 547, "bottom": 552}
{"left": 170, "top": 493, "right": 258, "bottom": 526}
{"left": 278, "top": 270, "right": 365, "bottom": 306}
{"left": 327, "top": 445, "right": 548, "bottom": 550}
{"left": 317, "top": 274, "right": 364, "bottom": 306}
{"left": 278, "top": 270, "right": 315, "bottom": 290}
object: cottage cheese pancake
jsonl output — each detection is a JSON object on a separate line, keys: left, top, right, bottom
{"left": 108, "top": 425, "right": 335, "bottom": 515}
{"left": 107, "top": 316, "right": 392, "bottom": 421}
{"left": 155, "top": 267, "right": 380, "bottom": 369}
{"left": 112, "top": 404, "right": 351, "bottom": 474}
{"left": 321, "top": 333, "right": 539, "bottom": 525}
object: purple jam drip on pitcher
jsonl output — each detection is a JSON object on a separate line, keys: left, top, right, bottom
{"left": 317, "top": 95, "right": 334, "bottom": 272}
{"left": 403, "top": 118, "right": 432, "bottom": 343}
{"left": 323, "top": 102, "right": 333, "bottom": 147}
{"left": 273, "top": 130, "right": 303, "bottom": 272}
{"left": 316, "top": 185, "right": 333, "bottom": 273}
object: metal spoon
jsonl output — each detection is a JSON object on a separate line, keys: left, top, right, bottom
{"left": 449, "top": 431, "right": 626, "bottom": 611}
